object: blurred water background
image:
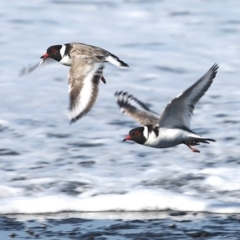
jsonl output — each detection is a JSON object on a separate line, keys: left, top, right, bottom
{"left": 0, "top": 0, "right": 240, "bottom": 239}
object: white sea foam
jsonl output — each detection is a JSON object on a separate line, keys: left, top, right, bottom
{"left": 1, "top": 189, "right": 240, "bottom": 214}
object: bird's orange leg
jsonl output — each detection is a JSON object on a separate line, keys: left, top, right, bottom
{"left": 184, "top": 143, "right": 200, "bottom": 153}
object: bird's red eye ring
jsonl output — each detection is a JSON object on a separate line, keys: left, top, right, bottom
{"left": 52, "top": 49, "right": 57, "bottom": 53}
{"left": 134, "top": 131, "right": 140, "bottom": 136}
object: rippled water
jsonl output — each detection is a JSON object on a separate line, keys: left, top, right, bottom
{"left": 1, "top": 0, "right": 240, "bottom": 239}
{"left": 1, "top": 212, "right": 240, "bottom": 240}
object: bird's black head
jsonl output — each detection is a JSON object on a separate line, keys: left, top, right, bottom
{"left": 123, "top": 127, "right": 146, "bottom": 145}
{"left": 41, "top": 45, "right": 62, "bottom": 62}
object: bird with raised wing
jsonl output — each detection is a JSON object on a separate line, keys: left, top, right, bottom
{"left": 115, "top": 64, "right": 218, "bottom": 153}
{"left": 20, "top": 42, "right": 129, "bottom": 123}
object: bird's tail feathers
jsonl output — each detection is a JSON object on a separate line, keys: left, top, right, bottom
{"left": 187, "top": 135, "right": 216, "bottom": 145}
{"left": 106, "top": 55, "right": 129, "bottom": 68}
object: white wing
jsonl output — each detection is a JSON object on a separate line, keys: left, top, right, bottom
{"left": 68, "top": 57, "right": 104, "bottom": 123}
{"left": 115, "top": 91, "right": 159, "bottom": 126}
{"left": 159, "top": 64, "right": 219, "bottom": 129}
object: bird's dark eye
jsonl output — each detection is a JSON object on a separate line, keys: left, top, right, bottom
{"left": 52, "top": 49, "right": 57, "bottom": 53}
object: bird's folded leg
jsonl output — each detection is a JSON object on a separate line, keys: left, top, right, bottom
{"left": 101, "top": 76, "right": 106, "bottom": 84}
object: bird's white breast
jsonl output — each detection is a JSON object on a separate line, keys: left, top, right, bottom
{"left": 144, "top": 128, "right": 185, "bottom": 148}
{"left": 60, "top": 55, "right": 72, "bottom": 66}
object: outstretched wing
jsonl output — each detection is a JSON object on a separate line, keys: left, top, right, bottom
{"left": 69, "top": 57, "right": 104, "bottom": 123}
{"left": 159, "top": 64, "right": 219, "bottom": 128}
{"left": 19, "top": 58, "right": 55, "bottom": 76}
{"left": 115, "top": 91, "right": 159, "bottom": 126}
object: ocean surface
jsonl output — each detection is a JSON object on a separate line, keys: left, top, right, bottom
{"left": 1, "top": 0, "right": 240, "bottom": 239}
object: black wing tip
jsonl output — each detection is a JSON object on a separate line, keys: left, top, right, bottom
{"left": 69, "top": 116, "right": 82, "bottom": 124}
{"left": 120, "top": 61, "right": 130, "bottom": 68}
{"left": 210, "top": 63, "right": 219, "bottom": 75}
{"left": 108, "top": 52, "right": 129, "bottom": 68}
{"left": 200, "top": 138, "right": 216, "bottom": 144}
{"left": 69, "top": 118, "right": 77, "bottom": 125}
{"left": 115, "top": 91, "right": 128, "bottom": 107}
{"left": 114, "top": 91, "right": 153, "bottom": 113}
{"left": 69, "top": 111, "right": 86, "bottom": 124}
{"left": 206, "top": 138, "right": 216, "bottom": 142}
{"left": 115, "top": 91, "right": 128, "bottom": 97}
{"left": 114, "top": 56, "right": 129, "bottom": 68}
{"left": 115, "top": 91, "right": 133, "bottom": 105}
{"left": 69, "top": 118, "right": 78, "bottom": 125}
{"left": 69, "top": 111, "right": 88, "bottom": 124}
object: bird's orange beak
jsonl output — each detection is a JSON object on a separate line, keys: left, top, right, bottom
{"left": 41, "top": 53, "right": 49, "bottom": 59}
{"left": 123, "top": 135, "right": 131, "bottom": 142}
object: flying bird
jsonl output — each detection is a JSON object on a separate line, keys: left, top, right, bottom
{"left": 20, "top": 42, "right": 129, "bottom": 123}
{"left": 115, "top": 64, "right": 218, "bottom": 153}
